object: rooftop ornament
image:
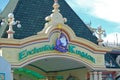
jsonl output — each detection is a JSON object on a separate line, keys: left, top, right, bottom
{"left": 52, "top": 0, "right": 60, "bottom": 12}
{"left": 1, "top": 13, "right": 21, "bottom": 39}
{"left": 93, "top": 26, "right": 106, "bottom": 46}
{"left": 44, "top": 0, "right": 67, "bottom": 32}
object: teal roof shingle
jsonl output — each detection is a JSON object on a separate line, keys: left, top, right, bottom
{"left": 2, "top": 0, "right": 98, "bottom": 44}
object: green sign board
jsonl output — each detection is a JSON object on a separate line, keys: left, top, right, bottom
{"left": 19, "top": 44, "right": 54, "bottom": 60}
{"left": 19, "top": 44, "right": 95, "bottom": 63}
{"left": 68, "top": 45, "right": 95, "bottom": 63}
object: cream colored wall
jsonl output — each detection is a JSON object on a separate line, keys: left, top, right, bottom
{"left": 0, "top": 1, "right": 118, "bottom": 79}
{"left": 2, "top": 48, "right": 19, "bottom": 64}
{"left": 1, "top": 32, "right": 106, "bottom": 69}
{"left": 0, "top": 20, "right": 113, "bottom": 80}
{"left": 57, "top": 68, "right": 88, "bottom": 80}
{"left": 0, "top": 23, "right": 112, "bottom": 70}
{"left": 1, "top": 32, "right": 59, "bottom": 66}
{"left": 0, "top": 24, "right": 118, "bottom": 80}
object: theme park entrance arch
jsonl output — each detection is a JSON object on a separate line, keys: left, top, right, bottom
{"left": 0, "top": 0, "right": 120, "bottom": 80}
{"left": 14, "top": 54, "right": 93, "bottom": 80}
{"left": 0, "top": 25, "right": 110, "bottom": 80}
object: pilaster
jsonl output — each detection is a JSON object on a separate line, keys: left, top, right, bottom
{"left": 98, "top": 72, "right": 102, "bottom": 80}
{"left": 89, "top": 72, "right": 93, "bottom": 80}
{"left": 11, "top": 69, "right": 14, "bottom": 80}
{"left": 93, "top": 71, "right": 98, "bottom": 80}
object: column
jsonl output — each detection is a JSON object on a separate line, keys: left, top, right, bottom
{"left": 93, "top": 71, "right": 98, "bottom": 80}
{"left": 98, "top": 72, "right": 102, "bottom": 80}
{"left": 11, "top": 69, "right": 14, "bottom": 80}
{"left": 89, "top": 72, "right": 93, "bottom": 80}
{"left": 0, "top": 50, "right": 2, "bottom": 56}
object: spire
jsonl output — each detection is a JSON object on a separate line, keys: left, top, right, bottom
{"left": 44, "top": 0, "right": 67, "bottom": 29}
{"left": 54, "top": 0, "right": 58, "bottom": 3}
{"left": 52, "top": 0, "right": 60, "bottom": 12}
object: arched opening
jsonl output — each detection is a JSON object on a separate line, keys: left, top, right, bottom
{"left": 13, "top": 54, "right": 93, "bottom": 80}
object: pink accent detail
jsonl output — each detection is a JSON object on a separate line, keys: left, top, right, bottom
{"left": 7, "top": 31, "right": 14, "bottom": 34}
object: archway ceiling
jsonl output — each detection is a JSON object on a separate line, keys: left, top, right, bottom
{"left": 29, "top": 57, "right": 86, "bottom": 72}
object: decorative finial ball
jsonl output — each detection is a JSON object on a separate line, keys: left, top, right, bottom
{"left": 1, "top": 22, "right": 5, "bottom": 26}
{"left": 8, "top": 13, "right": 14, "bottom": 18}
{"left": 17, "top": 24, "right": 22, "bottom": 28}
{"left": 1, "top": 19, "right": 5, "bottom": 26}
{"left": 64, "top": 18, "right": 67, "bottom": 22}
{"left": 54, "top": 0, "right": 58, "bottom": 3}
{"left": 45, "top": 16, "right": 51, "bottom": 21}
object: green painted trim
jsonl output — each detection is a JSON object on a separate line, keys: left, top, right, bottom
{"left": 19, "top": 44, "right": 54, "bottom": 60}
{"left": 18, "top": 44, "right": 95, "bottom": 63}
{"left": 14, "top": 67, "right": 64, "bottom": 80}
{"left": 50, "top": 67, "right": 86, "bottom": 72}
{"left": 14, "top": 68, "right": 45, "bottom": 79}
{"left": 29, "top": 64, "right": 47, "bottom": 73}
{"left": 29, "top": 64, "right": 86, "bottom": 73}
{"left": 56, "top": 76, "right": 64, "bottom": 80}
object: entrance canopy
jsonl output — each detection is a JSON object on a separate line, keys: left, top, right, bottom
{"left": 27, "top": 55, "right": 87, "bottom": 72}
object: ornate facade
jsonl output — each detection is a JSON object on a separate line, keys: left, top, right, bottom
{"left": 0, "top": 0, "right": 120, "bottom": 80}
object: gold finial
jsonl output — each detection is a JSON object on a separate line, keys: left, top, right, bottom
{"left": 53, "top": 0, "right": 60, "bottom": 12}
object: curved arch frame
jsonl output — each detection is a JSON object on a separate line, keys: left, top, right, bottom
{"left": 13, "top": 53, "right": 95, "bottom": 71}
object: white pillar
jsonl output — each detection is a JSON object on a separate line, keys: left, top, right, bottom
{"left": 89, "top": 72, "right": 93, "bottom": 80}
{"left": 98, "top": 72, "right": 102, "bottom": 80}
{"left": 93, "top": 71, "right": 98, "bottom": 80}
{"left": 7, "top": 25, "right": 15, "bottom": 39}
{"left": 0, "top": 50, "right": 2, "bottom": 56}
{"left": 11, "top": 69, "right": 14, "bottom": 80}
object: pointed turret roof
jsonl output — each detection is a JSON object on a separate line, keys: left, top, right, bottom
{"left": 1, "top": 0, "right": 97, "bottom": 44}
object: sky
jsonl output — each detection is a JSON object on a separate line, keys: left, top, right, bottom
{"left": 0, "top": 0, "right": 120, "bottom": 44}
{"left": 65, "top": 0, "right": 120, "bottom": 44}
{"left": 0, "top": 0, "right": 9, "bottom": 12}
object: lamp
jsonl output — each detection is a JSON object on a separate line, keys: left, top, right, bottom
{"left": 1, "top": 13, "right": 21, "bottom": 39}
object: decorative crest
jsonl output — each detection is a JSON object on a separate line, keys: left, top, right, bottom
{"left": 44, "top": 0, "right": 67, "bottom": 29}
{"left": 54, "top": 32, "right": 68, "bottom": 53}
{"left": 53, "top": 0, "right": 60, "bottom": 12}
